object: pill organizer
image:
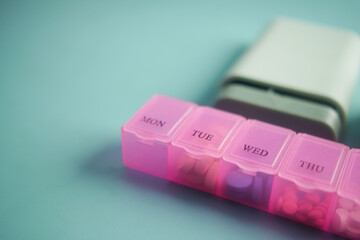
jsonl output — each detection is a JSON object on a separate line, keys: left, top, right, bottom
{"left": 168, "top": 107, "right": 245, "bottom": 194}
{"left": 218, "top": 120, "right": 295, "bottom": 210}
{"left": 269, "top": 134, "right": 349, "bottom": 230}
{"left": 121, "top": 95, "right": 359, "bottom": 239}
{"left": 122, "top": 95, "right": 196, "bottom": 178}
{"left": 331, "top": 149, "right": 360, "bottom": 239}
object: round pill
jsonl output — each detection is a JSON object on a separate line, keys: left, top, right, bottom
{"left": 297, "top": 200, "right": 313, "bottom": 214}
{"left": 345, "top": 224, "right": 360, "bottom": 239}
{"left": 339, "top": 198, "right": 355, "bottom": 210}
{"left": 282, "top": 201, "right": 298, "bottom": 215}
{"left": 316, "top": 202, "right": 328, "bottom": 210}
{"left": 252, "top": 175, "right": 263, "bottom": 205}
{"left": 295, "top": 213, "right": 307, "bottom": 221}
{"left": 184, "top": 173, "right": 203, "bottom": 185}
{"left": 348, "top": 210, "right": 360, "bottom": 228}
{"left": 204, "top": 163, "right": 218, "bottom": 190}
{"left": 283, "top": 193, "right": 298, "bottom": 203}
{"left": 311, "top": 218, "right": 324, "bottom": 227}
{"left": 314, "top": 205, "right": 327, "bottom": 216}
{"left": 318, "top": 192, "right": 325, "bottom": 202}
{"left": 177, "top": 156, "right": 196, "bottom": 173}
{"left": 194, "top": 159, "right": 212, "bottom": 176}
{"left": 323, "top": 194, "right": 332, "bottom": 204}
{"left": 225, "top": 170, "right": 253, "bottom": 193}
{"left": 305, "top": 192, "right": 320, "bottom": 203}
{"left": 264, "top": 175, "right": 273, "bottom": 202}
{"left": 226, "top": 189, "right": 250, "bottom": 201}
{"left": 284, "top": 186, "right": 297, "bottom": 195}
{"left": 331, "top": 208, "right": 349, "bottom": 233}
{"left": 307, "top": 209, "right": 324, "bottom": 219}
{"left": 275, "top": 196, "right": 284, "bottom": 213}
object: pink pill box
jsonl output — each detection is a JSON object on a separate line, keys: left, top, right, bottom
{"left": 122, "top": 95, "right": 196, "bottom": 178}
{"left": 169, "top": 107, "right": 244, "bottom": 194}
{"left": 218, "top": 120, "right": 295, "bottom": 210}
{"left": 269, "top": 134, "right": 349, "bottom": 230}
{"left": 121, "top": 95, "right": 359, "bottom": 239}
{"left": 330, "top": 149, "right": 360, "bottom": 239}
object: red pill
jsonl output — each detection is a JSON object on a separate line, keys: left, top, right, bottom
{"left": 275, "top": 197, "right": 284, "bottom": 212}
{"left": 297, "top": 200, "right": 313, "bottom": 214}
{"left": 305, "top": 192, "right": 320, "bottom": 203}
{"left": 283, "top": 193, "right": 298, "bottom": 202}
{"left": 284, "top": 186, "right": 297, "bottom": 195}
{"left": 282, "top": 201, "right": 298, "bottom": 215}
{"left": 311, "top": 218, "right": 324, "bottom": 227}
{"left": 295, "top": 213, "right": 308, "bottom": 221}
{"left": 307, "top": 209, "right": 324, "bottom": 219}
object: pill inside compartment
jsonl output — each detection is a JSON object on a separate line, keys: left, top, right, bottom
{"left": 122, "top": 95, "right": 196, "bottom": 178}
{"left": 274, "top": 184, "right": 333, "bottom": 228}
{"left": 330, "top": 149, "right": 360, "bottom": 239}
{"left": 270, "top": 134, "right": 349, "bottom": 230}
{"left": 218, "top": 120, "right": 295, "bottom": 210}
{"left": 169, "top": 107, "right": 245, "bottom": 194}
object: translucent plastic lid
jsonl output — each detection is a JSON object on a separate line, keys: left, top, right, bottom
{"left": 124, "top": 95, "right": 196, "bottom": 142}
{"left": 173, "top": 107, "right": 245, "bottom": 157}
{"left": 223, "top": 120, "right": 295, "bottom": 174}
{"left": 338, "top": 149, "right": 360, "bottom": 204}
{"left": 279, "top": 133, "right": 349, "bottom": 192}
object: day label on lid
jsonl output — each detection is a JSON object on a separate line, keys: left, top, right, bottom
{"left": 130, "top": 96, "right": 194, "bottom": 137}
{"left": 287, "top": 137, "right": 346, "bottom": 184}
{"left": 176, "top": 107, "right": 243, "bottom": 152}
{"left": 230, "top": 123, "right": 293, "bottom": 168}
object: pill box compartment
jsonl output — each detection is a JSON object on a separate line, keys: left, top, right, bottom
{"left": 269, "top": 134, "right": 349, "bottom": 230}
{"left": 169, "top": 107, "right": 245, "bottom": 194}
{"left": 122, "top": 95, "right": 196, "bottom": 178}
{"left": 330, "top": 149, "right": 360, "bottom": 239}
{"left": 218, "top": 120, "right": 295, "bottom": 210}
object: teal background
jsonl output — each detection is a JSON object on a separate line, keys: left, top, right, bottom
{"left": 1, "top": 0, "right": 360, "bottom": 239}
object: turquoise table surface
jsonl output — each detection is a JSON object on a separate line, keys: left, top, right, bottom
{"left": 1, "top": 0, "right": 360, "bottom": 239}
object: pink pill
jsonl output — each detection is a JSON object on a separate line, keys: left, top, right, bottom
{"left": 307, "top": 209, "right": 324, "bottom": 219}
{"left": 305, "top": 192, "right": 320, "bottom": 203}
{"left": 204, "top": 163, "right": 218, "bottom": 190}
{"left": 194, "top": 159, "right": 212, "bottom": 176}
{"left": 316, "top": 202, "right": 328, "bottom": 209}
{"left": 295, "top": 213, "right": 307, "bottom": 221}
{"left": 346, "top": 224, "right": 360, "bottom": 239}
{"left": 339, "top": 198, "right": 355, "bottom": 210}
{"left": 282, "top": 201, "right": 298, "bottom": 215}
{"left": 311, "top": 218, "right": 324, "bottom": 227}
{"left": 331, "top": 208, "right": 349, "bottom": 233}
{"left": 284, "top": 186, "right": 297, "bottom": 195}
{"left": 283, "top": 193, "right": 298, "bottom": 202}
{"left": 184, "top": 173, "right": 203, "bottom": 185}
{"left": 314, "top": 205, "right": 327, "bottom": 216}
{"left": 177, "top": 156, "right": 196, "bottom": 173}
{"left": 324, "top": 194, "right": 332, "bottom": 204}
{"left": 297, "top": 200, "right": 313, "bottom": 214}
{"left": 275, "top": 197, "right": 284, "bottom": 213}
{"left": 348, "top": 210, "right": 360, "bottom": 228}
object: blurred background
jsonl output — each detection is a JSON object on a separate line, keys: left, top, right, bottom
{"left": 1, "top": 0, "right": 359, "bottom": 239}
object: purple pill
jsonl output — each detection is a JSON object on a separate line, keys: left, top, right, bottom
{"left": 264, "top": 175, "right": 273, "bottom": 203}
{"left": 252, "top": 175, "right": 263, "bottom": 205}
{"left": 226, "top": 190, "right": 250, "bottom": 201}
{"left": 225, "top": 170, "right": 253, "bottom": 193}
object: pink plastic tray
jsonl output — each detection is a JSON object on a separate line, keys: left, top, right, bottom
{"left": 122, "top": 95, "right": 359, "bottom": 239}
